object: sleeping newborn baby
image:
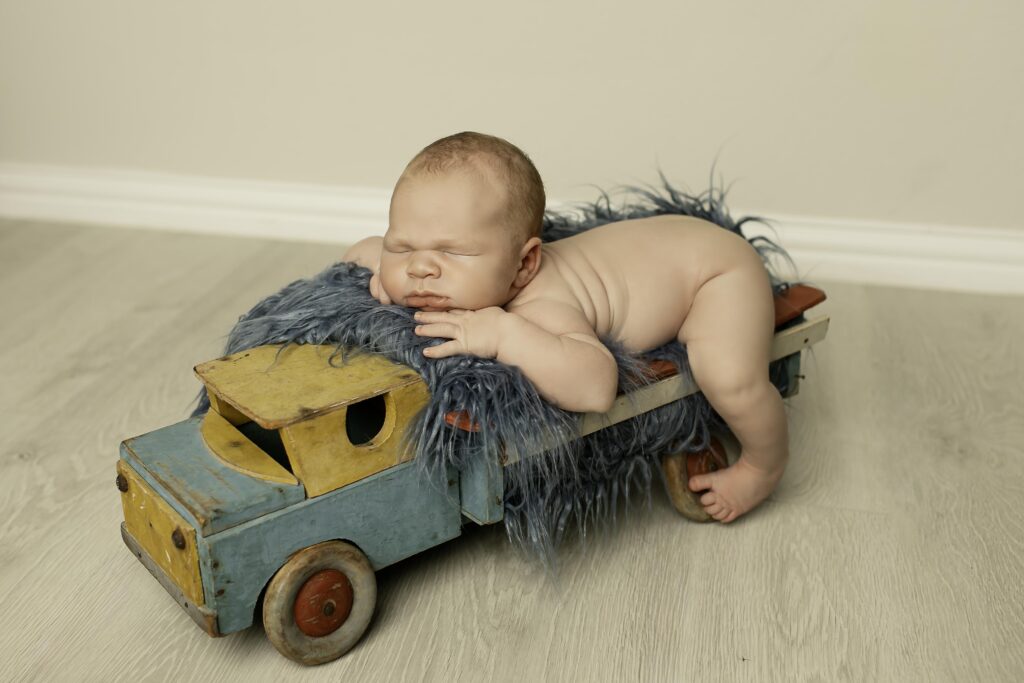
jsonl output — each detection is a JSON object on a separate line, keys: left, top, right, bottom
{"left": 343, "top": 131, "right": 787, "bottom": 524}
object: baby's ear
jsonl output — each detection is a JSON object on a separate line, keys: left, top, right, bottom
{"left": 517, "top": 236, "right": 542, "bottom": 261}
{"left": 514, "top": 237, "right": 543, "bottom": 286}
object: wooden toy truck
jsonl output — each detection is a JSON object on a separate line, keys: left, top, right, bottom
{"left": 116, "top": 285, "right": 828, "bottom": 666}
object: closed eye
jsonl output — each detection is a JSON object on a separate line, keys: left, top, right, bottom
{"left": 385, "top": 246, "right": 474, "bottom": 256}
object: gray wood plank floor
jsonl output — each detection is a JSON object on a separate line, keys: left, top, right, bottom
{"left": 1, "top": 219, "right": 1022, "bottom": 682}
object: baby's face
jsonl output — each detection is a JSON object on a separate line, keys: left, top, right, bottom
{"left": 380, "top": 170, "right": 524, "bottom": 311}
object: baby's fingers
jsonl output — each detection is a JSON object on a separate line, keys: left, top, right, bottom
{"left": 413, "top": 310, "right": 448, "bottom": 323}
{"left": 415, "top": 322, "right": 459, "bottom": 339}
{"left": 423, "top": 340, "right": 463, "bottom": 358}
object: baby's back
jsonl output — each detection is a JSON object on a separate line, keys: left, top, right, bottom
{"left": 510, "top": 215, "right": 763, "bottom": 352}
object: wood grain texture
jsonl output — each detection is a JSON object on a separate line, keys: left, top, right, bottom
{"left": 117, "top": 459, "right": 204, "bottom": 607}
{"left": 1, "top": 218, "right": 1022, "bottom": 681}
{"left": 195, "top": 343, "right": 424, "bottom": 429}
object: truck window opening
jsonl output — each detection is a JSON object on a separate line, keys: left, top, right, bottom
{"left": 236, "top": 421, "right": 293, "bottom": 473}
{"left": 346, "top": 394, "right": 387, "bottom": 446}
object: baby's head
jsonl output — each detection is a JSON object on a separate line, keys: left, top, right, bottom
{"left": 380, "top": 131, "right": 546, "bottom": 311}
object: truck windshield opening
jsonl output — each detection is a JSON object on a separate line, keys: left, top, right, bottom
{"left": 236, "top": 421, "right": 292, "bottom": 474}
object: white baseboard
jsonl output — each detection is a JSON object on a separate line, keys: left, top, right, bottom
{"left": 2, "top": 163, "right": 1022, "bottom": 295}
{"left": 0, "top": 164, "right": 390, "bottom": 244}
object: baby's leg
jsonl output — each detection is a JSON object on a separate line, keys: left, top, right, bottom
{"left": 678, "top": 258, "right": 789, "bottom": 523}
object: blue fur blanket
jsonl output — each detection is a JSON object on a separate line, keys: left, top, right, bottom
{"left": 190, "top": 172, "right": 794, "bottom": 574}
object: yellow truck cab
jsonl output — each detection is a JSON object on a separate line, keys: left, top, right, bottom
{"left": 117, "top": 344, "right": 463, "bottom": 665}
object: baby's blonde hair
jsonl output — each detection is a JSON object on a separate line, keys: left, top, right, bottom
{"left": 397, "top": 131, "right": 546, "bottom": 245}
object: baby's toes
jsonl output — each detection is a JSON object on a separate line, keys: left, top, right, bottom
{"left": 712, "top": 506, "right": 732, "bottom": 521}
{"left": 705, "top": 502, "right": 724, "bottom": 517}
{"left": 700, "top": 490, "right": 717, "bottom": 506}
{"left": 689, "top": 474, "right": 713, "bottom": 492}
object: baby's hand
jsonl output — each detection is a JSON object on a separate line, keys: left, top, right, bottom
{"left": 413, "top": 307, "right": 507, "bottom": 359}
{"left": 369, "top": 268, "right": 392, "bottom": 305}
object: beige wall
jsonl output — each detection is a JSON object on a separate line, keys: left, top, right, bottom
{"left": 1, "top": 0, "right": 1021, "bottom": 230}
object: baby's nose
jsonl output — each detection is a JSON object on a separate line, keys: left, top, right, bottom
{"left": 407, "top": 253, "right": 440, "bottom": 278}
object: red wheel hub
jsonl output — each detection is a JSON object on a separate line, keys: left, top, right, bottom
{"left": 293, "top": 568, "right": 354, "bottom": 637}
{"left": 685, "top": 437, "right": 728, "bottom": 484}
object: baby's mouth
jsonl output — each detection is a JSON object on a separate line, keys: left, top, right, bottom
{"left": 406, "top": 293, "right": 449, "bottom": 310}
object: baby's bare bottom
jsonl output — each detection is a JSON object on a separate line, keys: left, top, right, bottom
{"left": 678, "top": 259, "right": 789, "bottom": 524}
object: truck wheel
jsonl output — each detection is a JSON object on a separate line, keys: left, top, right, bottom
{"left": 661, "top": 436, "right": 729, "bottom": 522}
{"left": 262, "top": 540, "right": 376, "bottom": 666}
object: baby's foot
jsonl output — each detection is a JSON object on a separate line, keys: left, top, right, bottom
{"left": 688, "top": 455, "right": 784, "bottom": 523}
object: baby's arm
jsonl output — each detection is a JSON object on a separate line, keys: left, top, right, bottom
{"left": 498, "top": 299, "right": 618, "bottom": 413}
{"left": 342, "top": 236, "right": 390, "bottom": 304}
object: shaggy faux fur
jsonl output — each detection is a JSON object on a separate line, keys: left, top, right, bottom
{"left": 189, "top": 171, "right": 796, "bottom": 575}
